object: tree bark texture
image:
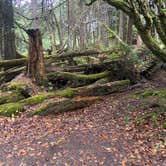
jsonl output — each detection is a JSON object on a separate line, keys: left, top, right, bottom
{"left": 26, "top": 29, "right": 46, "bottom": 82}
{"left": 0, "top": 0, "right": 16, "bottom": 60}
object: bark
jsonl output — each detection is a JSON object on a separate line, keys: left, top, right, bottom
{"left": 33, "top": 79, "right": 130, "bottom": 116}
{"left": 56, "top": 49, "right": 116, "bottom": 60}
{"left": 88, "top": 0, "right": 166, "bottom": 62}
{"left": 26, "top": 29, "right": 46, "bottom": 83}
{"left": 0, "top": 58, "right": 26, "bottom": 68}
{"left": 33, "top": 97, "right": 100, "bottom": 116}
{"left": 47, "top": 71, "right": 110, "bottom": 87}
{"left": 0, "top": 66, "right": 25, "bottom": 83}
{"left": 51, "top": 79, "right": 130, "bottom": 98}
{"left": 127, "top": 17, "right": 133, "bottom": 45}
{"left": 0, "top": 0, "right": 16, "bottom": 60}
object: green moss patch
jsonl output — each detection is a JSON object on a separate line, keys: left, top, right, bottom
{"left": 140, "top": 89, "right": 166, "bottom": 99}
{"left": 1, "top": 81, "right": 27, "bottom": 92}
{"left": 0, "top": 103, "right": 20, "bottom": 117}
{"left": 0, "top": 94, "right": 49, "bottom": 117}
{"left": 134, "top": 89, "right": 166, "bottom": 128}
{"left": 54, "top": 88, "right": 76, "bottom": 98}
{"left": 0, "top": 91, "right": 25, "bottom": 105}
{"left": 33, "top": 97, "right": 100, "bottom": 116}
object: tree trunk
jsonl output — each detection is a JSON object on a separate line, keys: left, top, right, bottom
{"left": 127, "top": 17, "right": 133, "bottom": 45}
{"left": 26, "top": 29, "right": 46, "bottom": 83}
{"left": 0, "top": 0, "right": 16, "bottom": 60}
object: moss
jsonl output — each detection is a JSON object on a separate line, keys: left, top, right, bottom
{"left": 133, "top": 89, "right": 166, "bottom": 127}
{"left": 0, "top": 91, "right": 25, "bottom": 105}
{"left": 33, "top": 97, "right": 100, "bottom": 116}
{"left": 163, "top": 122, "right": 166, "bottom": 129}
{"left": 50, "top": 71, "right": 110, "bottom": 83}
{"left": 0, "top": 103, "right": 20, "bottom": 117}
{"left": 0, "top": 94, "right": 48, "bottom": 117}
{"left": 54, "top": 88, "right": 76, "bottom": 98}
{"left": 141, "top": 89, "right": 166, "bottom": 99}
{"left": 113, "top": 79, "right": 131, "bottom": 85}
{"left": 1, "top": 81, "right": 27, "bottom": 92}
{"left": 19, "top": 94, "right": 47, "bottom": 105}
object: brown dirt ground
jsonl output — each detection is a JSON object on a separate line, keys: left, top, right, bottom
{"left": 0, "top": 71, "right": 165, "bottom": 166}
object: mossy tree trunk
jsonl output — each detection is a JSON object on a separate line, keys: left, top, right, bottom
{"left": 26, "top": 29, "right": 46, "bottom": 83}
{"left": 87, "top": 0, "right": 166, "bottom": 62}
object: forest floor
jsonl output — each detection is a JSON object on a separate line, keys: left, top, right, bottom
{"left": 0, "top": 71, "right": 165, "bottom": 166}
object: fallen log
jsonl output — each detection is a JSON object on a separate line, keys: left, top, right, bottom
{"left": 33, "top": 79, "right": 130, "bottom": 116}
{"left": 33, "top": 96, "right": 100, "bottom": 116}
{"left": 0, "top": 80, "right": 40, "bottom": 105}
{"left": 0, "top": 91, "right": 25, "bottom": 105}
{"left": 0, "top": 79, "right": 130, "bottom": 117}
{"left": 0, "top": 94, "right": 48, "bottom": 117}
{"left": 0, "top": 58, "right": 26, "bottom": 68}
{"left": 55, "top": 49, "right": 116, "bottom": 60}
{"left": 47, "top": 71, "right": 111, "bottom": 87}
{"left": 54, "top": 79, "right": 131, "bottom": 97}
{"left": 0, "top": 67, "right": 25, "bottom": 83}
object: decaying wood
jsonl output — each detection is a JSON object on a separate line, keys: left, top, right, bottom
{"left": 33, "top": 79, "right": 130, "bottom": 115}
{"left": 47, "top": 71, "right": 110, "bottom": 87}
{"left": 54, "top": 79, "right": 131, "bottom": 98}
{"left": 55, "top": 49, "right": 116, "bottom": 60}
{"left": 26, "top": 29, "right": 46, "bottom": 82}
{"left": 33, "top": 96, "right": 100, "bottom": 116}
{"left": 0, "top": 67, "right": 25, "bottom": 83}
{"left": 0, "top": 58, "right": 26, "bottom": 68}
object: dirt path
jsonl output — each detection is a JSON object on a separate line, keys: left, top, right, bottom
{"left": 0, "top": 72, "right": 165, "bottom": 166}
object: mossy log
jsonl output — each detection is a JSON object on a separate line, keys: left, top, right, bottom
{"left": 0, "top": 58, "right": 26, "bottom": 68}
{"left": 33, "top": 96, "right": 100, "bottom": 116}
{"left": 0, "top": 81, "right": 39, "bottom": 105}
{"left": 47, "top": 71, "right": 111, "bottom": 87}
{"left": 0, "top": 91, "right": 25, "bottom": 105}
{"left": 33, "top": 80, "right": 130, "bottom": 116}
{"left": 0, "top": 79, "right": 130, "bottom": 117}
{"left": 0, "top": 94, "right": 48, "bottom": 117}
{"left": 54, "top": 79, "right": 131, "bottom": 98}
{"left": 54, "top": 50, "right": 115, "bottom": 60}
{"left": 0, "top": 67, "right": 25, "bottom": 83}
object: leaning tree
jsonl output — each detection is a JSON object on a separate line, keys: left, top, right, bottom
{"left": 86, "top": 0, "right": 166, "bottom": 62}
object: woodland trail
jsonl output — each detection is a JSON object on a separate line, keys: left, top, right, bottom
{"left": 0, "top": 71, "right": 165, "bottom": 166}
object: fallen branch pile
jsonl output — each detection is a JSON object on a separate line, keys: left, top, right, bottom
{"left": 0, "top": 47, "right": 164, "bottom": 117}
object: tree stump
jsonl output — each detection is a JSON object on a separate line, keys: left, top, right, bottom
{"left": 26, "top": 29, "right": 46, "bottom": 84}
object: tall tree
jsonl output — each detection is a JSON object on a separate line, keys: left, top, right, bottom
{"left": 0, "top": 0, "right": 16, "bottom": 60}
{"left": 86, "top": 0, "right": 166, "bottom": 62}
